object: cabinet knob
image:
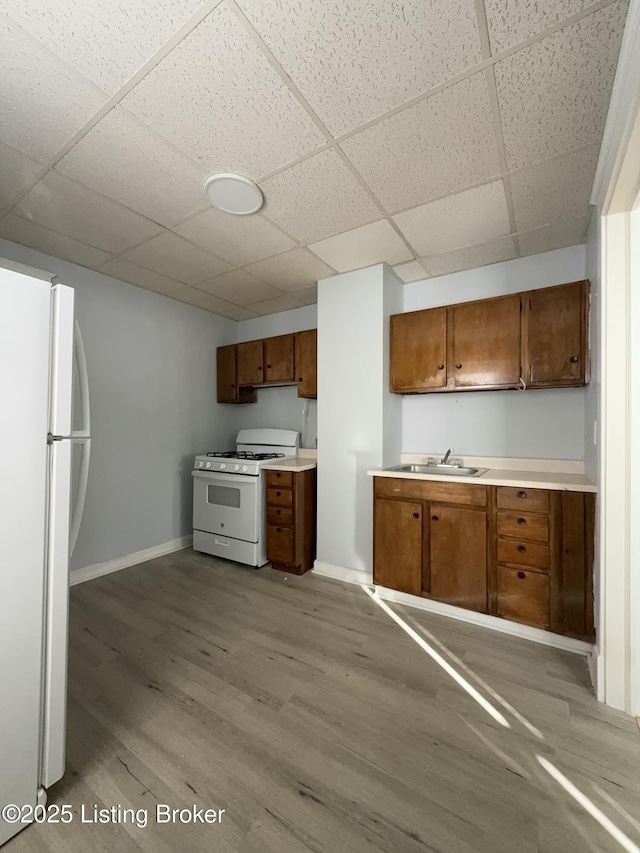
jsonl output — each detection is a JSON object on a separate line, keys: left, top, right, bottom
{"left": 277, "top": 527, "right": 282, "bottom": 533}
{"left": 517, "top": 571, "right": 526, "bottom": 580}
{"left": 267, "top": 363, "right": 272, "bottom": 368}
{"left": 276, "top": 491, "right": 281, "bottom": 496}
{"left": 258, "top": 365, "right": 262, "bottom": 371}
{"left": 570, "top": 356, "right": 579, "bottom": 363}
{"left": 276, "top": 509, "right": 281, "bottom": 515}
{"left": 413, "top": 512, "right": 420, "bottom": 519}
{"left": 432, "top": 515, "right": 439, "bottom": 521}
{"left": 437, "top": 364, "right": 444, "bottom": 370}
{"left": 517, "top": 518, "right": 526, "bottom": 525}
{"left": 455, "top": 363, "right": 462, "bottom": 369}
{"left": 298, "top": 377, "right": 303, "bottom": 382}
{"left": 276, "top": 472, "right": 281, "bottom": 477}
{"left": 231, "top": 383, "right": 235, "bottom": 388}
{"left": 517, "top": 490, "right": 527, "bottom": 499}
{"left": 517, "top": 545, "right": 526, "bottom": 553}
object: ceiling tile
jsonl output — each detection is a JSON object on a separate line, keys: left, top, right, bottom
{"left": 294, "top": 284, "right": 318, "bottom": 306}
{"left": 4, "top": 0, "right": 206, "bottom": 95}
{"left": 421, "top": 236, "right": 517, "bottom": 277}
{"left": 219, "top": 305, "right": 259, "bottom": 321}
{"left": 55, "top": 109, "right": 210, "bottom": 228}
{"left": 243, "top": 248, "right": 335, "bottom": 292}
{"left": 393, "top": 181, "right": 511, "bottom": 257}
{"left": 173, "top": 207, "right": 295, "bottom": 266}
{"left": 121, "top": 3, "right": 324, "bottom": 178}
{"left": 308, "top": 220, "right": 413, "bottom": 272}
{"left": 168, "top": 287, "right": 237, "bottom": 314}
{"left": 13, "top": 172, "right": 162, "bottom": 254}
{"left": 259, "top": 149, "right": 379, "bottom": 243}
{"left": 0, "top": 19, "right": 107, "bottom": 162}
{"left": 98, "top": 257, "right": 185, "bottom": 295}
{"left": 0, "top": 141, "right": 42, "bottom": 209}
{"left": 0, "top": 213, "right": 111, "bottom": 268}
{"left": 392, "top": 260, "right": 428, "bottom": 283}
{"left": 495, "top": 2, "right": 628, "bottom": 171}
{"left": 247, "top": 293, "right": 302, "bottom": 316}
{"left": 485, "top": 0, "right": 598, "bottom": 54}
{"left": 120, "top": 232, "right": 231, "bottom": 284}
{"left": 238, "top": 0, "right": 482, "bottom": 136}
{"left": 509, "top": 146, "right": 599, "bottom": 232}
{"left": 341, "top": 73, "right": 501, "bottom": 213}
{"left": 517, "top": 217, "right": 586, "bottom": 256}
{"left": 195, "top": 269, "right": 281, "bottom": 306}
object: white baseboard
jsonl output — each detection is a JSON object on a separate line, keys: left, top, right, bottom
{"left": 375, "top": 586, "right": 594, "bottom": 657}
{"left": 312, "top": 560, "right": 372, "bottom": 585}
{"left": 70, "top": 535, "right": 193, "bottom": 586}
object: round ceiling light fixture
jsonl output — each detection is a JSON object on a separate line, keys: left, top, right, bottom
{"left": 204, "top": 173, "right": 263, "bottom": 215}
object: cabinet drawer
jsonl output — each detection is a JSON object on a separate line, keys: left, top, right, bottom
{"left": 497, "top": 566, "right": 549, "bottom": 629}
{"left": 497, "top": 511, "right": 549, "bottom": 542}
{"left": 497, "top": 539, "right": 549, "bottom": 571}
{"left": 267, "top": 524, "right": 294, "bottom": 565}
{"left": 496, "top": 486, "right": 549, "bottom": 513}
{"left": 374, "top": 477, "right": 486, "bottom": 507}
{"left": 267, "top": 505, "right": 293, "bottom": 526}
{"left": 266, "top": 470, "right": 293, "bottom": 489}
{"left": 266, "top": 487, "right": 293, "bottom": 508}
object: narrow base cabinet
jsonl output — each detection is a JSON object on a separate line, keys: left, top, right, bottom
{"left": 266, "top": 469, "right": 316, "bottom": 575}
{"left": 373, "top": 478, "right": 595, "bottom": 642}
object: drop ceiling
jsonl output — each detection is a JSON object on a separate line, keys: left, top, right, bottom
{"left": 0, "top": 0, "right": 629, "bottom": 318}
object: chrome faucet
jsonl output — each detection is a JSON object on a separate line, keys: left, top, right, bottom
{"left": 440, "top": 448, "right": 454, "bottom": 465}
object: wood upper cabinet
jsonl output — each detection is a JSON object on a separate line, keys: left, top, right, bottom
{"left": 295, "top": 329, "right": 317, "bottom": 398}
{"left": 450, "top": 294, "right": 521, "bottom": 388}
{"left": 429, "top": 506, "right": 487, "bottom": 612}
{"left": 264, "top": 334, "right": 295, "bottom": 383}
{"left": 390, "top": 308, "right": 447, "bottom": 392}
{"left": 237, "top": 340, "right": 264, "bottom": 386}
{"left": 524, "top": 280, "right": 589, "bottom": 388}
{"left": 373, "top": 498, "right": 422, "bottom": 596}
{"left": 216, "top": 345, "right": 256, "bottom": 404}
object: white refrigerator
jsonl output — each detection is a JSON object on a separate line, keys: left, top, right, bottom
{"left": 0, "top": 260, "right": 91, "bottom": 846}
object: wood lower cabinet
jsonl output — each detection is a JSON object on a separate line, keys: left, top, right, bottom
{"left": 265, "top": 469, "right": 316, "bottom": 575}
{"left": 373, "top": 498, "right": 423, "bottom": 596}
{"left": 216, "top": 344, "right": 256, "bottom": 404}
{"left": 429, "top": 506, "right": 487, "bottom": 612}
{"left": 264, "top": 334, "right": 295, "bottom": 383}
{"left": 524, "top": 280, "right": 589, "bottom": 388}
{"left": 295, "top": 329, "right": 317, "bottom": 398}
{"left": 450, "top": 294, "right": 521, "bottom": 389}
{"left": 390, "top": 308, "right": 447, "bottom": 392}
{"left": 237, "top": 340, "right": 264, "bottom": 386}
{"left": 373, "top": 477, "right": 594, "bottom": 641}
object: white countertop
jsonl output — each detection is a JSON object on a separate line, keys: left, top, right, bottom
{"left": 367, "top": 454, "right": 596, "bottom": 492}
{"left": 262, "top": 455, "right": 317, "bottom": 473}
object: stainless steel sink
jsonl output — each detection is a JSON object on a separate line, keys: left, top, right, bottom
{"left": 386, "top": 464, "right": 488, "bottom": 477}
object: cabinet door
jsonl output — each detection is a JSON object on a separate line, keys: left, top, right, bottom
{"left": 264, "top": 334, "right": 295, "bottom": 383}
{"left": 451, "top": 295, "right": 521, "bottom": 388}
{"left": 216, "top": 345, "right": 238, "bottom": 403}
{"left": 525, "top": 281, "right": 588, "bottom": 387}
{"left": 373, "top": 498, "right": 422, "bottom": 596}
{"left": 429, "top": 506, "right": 487, "bottom": 612}
{"left": 237, "top": 340, "right": 264, "bottom": 385}
{"left": 390, "top": 308, "right": 447, "bottom": 392}
{"left": 295, "top": 329, "right": 317, "bottom": 398}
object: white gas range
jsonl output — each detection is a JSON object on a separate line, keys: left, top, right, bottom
{"left": 191, "top": 429, "right": 299, "bottom": 567}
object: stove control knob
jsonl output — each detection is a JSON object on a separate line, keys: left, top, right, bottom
{"left": 234, "top": 464, "right": 240, "bottom": 471}
{"left": 205, "top": 461, "right": 212, "bottom": 468}
{"left": 198, "top": 461, "right": 204, "bottom": 468}
{"left": 242, "top": 465, "right": 248, "bottom": 472}
{"left": 220, "top": 463, "right": 226, "bottom": 470}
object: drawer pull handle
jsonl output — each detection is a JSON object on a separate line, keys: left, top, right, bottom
{"left": 277, "top": 527, "right": 282, "bottom": 533}
{"left": 276, "top": 491, "right": 281, "bottom": 496}
{"left": 570, "top": 356, "right": 579, "bottom": 363}
{"left": 455, "top": 363, "right": 462, "bottom": 369}
{"left": 413, "top": 512, "right": 419, "bottom": 519}
{"left": 276, "top": 510, "right": 281, "bottom": 515}
{"left": 517, "top": 571, "right": 526, "bottom": 580}
{"left": 432, "top": 515, "right": 439, "bottom": 521}
{"left": 517, "top": 490, "right": 527, "bottom": 498}
{"left": 437, "top": 364, "right": 444, "bottom": 370}
{"left": 276, "top": 472, "right": 281, "bottom": 477}
{"left": 517, "top": 518, "right": 526, "bottom": 525}
{"left": 517, "top": 545, "right": 526, "bottom": 553}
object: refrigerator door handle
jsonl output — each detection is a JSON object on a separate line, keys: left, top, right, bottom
{"left": 72, "top": 319, "right": 90, "bottom": 439}
{"left": 49, "top": 285, "right": 74, "bottom": 438}
{"left": 69, "top": 320, "right": 91, "bottom": 555}
{"left": 69, "top": 437, "right": 90, "bottom": 556}
{"left": 41, "top": 439, "right": 72, "bottom": 789}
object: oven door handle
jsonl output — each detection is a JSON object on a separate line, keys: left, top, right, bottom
{"left": 191, "top": 470, "right": 258, "bottom": 483}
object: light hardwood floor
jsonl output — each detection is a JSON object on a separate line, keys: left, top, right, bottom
{"left": 6, "top": 548, "right": 640, "bottom": 852}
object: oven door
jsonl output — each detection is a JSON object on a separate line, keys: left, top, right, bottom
{"left": 192, "top": 470, "right": 260, "bottom": 542}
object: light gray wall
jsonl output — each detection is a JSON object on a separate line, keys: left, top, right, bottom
{"left": 0, "top": 238, "right": 237, "bottom": 575}
{"left": 402, "top": 246, "right": 588, "bottom": 460}
{"left": 235, "top": 305, "right": 318, "bottom": 448}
